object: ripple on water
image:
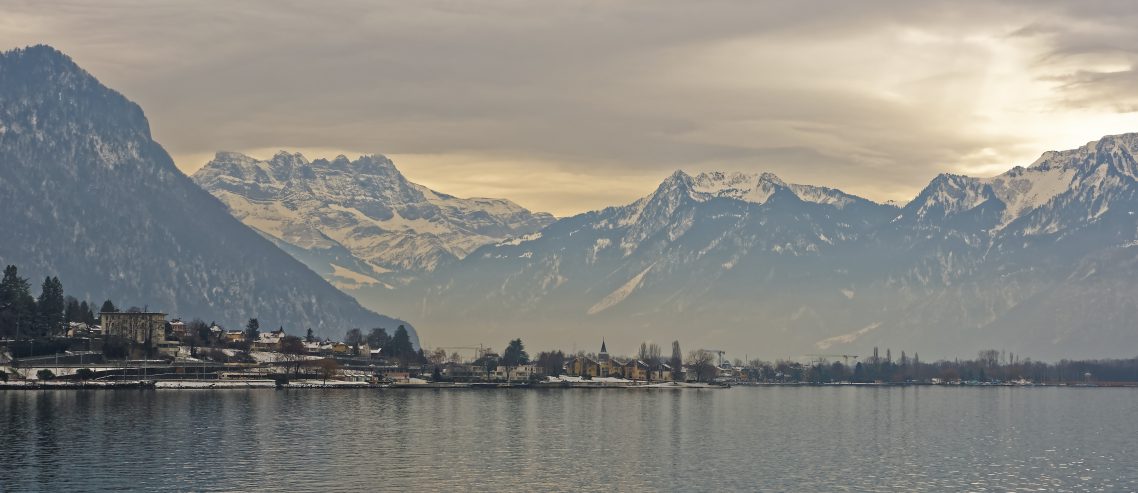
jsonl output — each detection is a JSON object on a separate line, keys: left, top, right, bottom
{"left": 0, "top": 387, "right": 1136, "bottom": 492}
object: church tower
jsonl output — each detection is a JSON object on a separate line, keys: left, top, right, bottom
{"left": 599, "top": 339, "right": 609, "bottom": 362}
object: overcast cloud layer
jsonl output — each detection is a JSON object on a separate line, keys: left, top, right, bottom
{"left": 4, "top": 1, "right": 1138, "bottom": 215}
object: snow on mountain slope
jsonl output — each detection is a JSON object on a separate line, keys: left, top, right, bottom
{"left": 370, "top": 135, "right": 1138, "bottom": 360}
{"left": 0, "top": 45, "right": 413, "bottom": 343}
{"left": 193, "top": 151, "right": 555, "bottom": 286}
{"left": 902, "top": 133, "right": 1138, "bottom": 234}
{"left": 689, "top": 171, "right": 861, "bottom": 208}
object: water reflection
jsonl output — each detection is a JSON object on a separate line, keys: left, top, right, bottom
{"left": 1, "top": 387, "right": 1136, "bottom": 491}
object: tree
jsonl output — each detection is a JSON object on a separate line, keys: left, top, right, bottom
{"left": 317, "top": 358, "right": 340, "bottom": 384}
{"left": 638, "top": 342, "right": 662, "bottom": 380}
{"left": 186, "top": 318, "right": 210, "bottom": 346}
{"left": 366, "top": 327, "right": 390, "bottom": 349}
{"left": 280, "top": 335, "right": 307, "bottom": 376}
{"left": 427, "top": 348, "right": 448, "bottom": 367}
{"left": 100, "top": 299, "right": 118, "bottom": 314}
{"left": 305, "top": 328, "right": 315, "bottom": 343}
{"left": 475, "top": 353, "right": 499, "bottom": 381}
{"left": 387, "top": 325, "right": 414, "bottom": 364}
{"left": 501, "top": 338, "right": 529, "bottom": 382}
{"left": 35, "top": 276, "right": 65, "bottom": 337}
{"left": 670, "top": 340, "right": 683, "bottom": 381}
{"left": 687, "top": 349, "right": 716, "bottom": 382}
{"left": 75, "top": 368, "right": 95, "bottom": 381}
{"left": 36, "top": 369, "right": 55, "bottom": 381}
{"left": 244, "top": 318, "right": 260, "bottom": 346}
{"left": 536, "top": 350, "right": 566, "bottom": 377}
{"left": 64, "top": 296, "right": 81, "bottom": 323}
{"left": 345, "top": 328, "right": 363, "bottom": 355}
{"left": 78, "top": 300, "right": 95, "bottom": 325}
{"left": 979, "top": 349, "right": 1000, "bottom": 369}
{"left": 0, "top": 265, "right": 35, "bottom": 339}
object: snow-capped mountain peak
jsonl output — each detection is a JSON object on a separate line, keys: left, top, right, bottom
{"left": 904, "top": 132, "right": 1138, "bottom": 230}
{"left": 193, "top": 151, "right": 555, "bottom": 288}
{"left": 685, "top": 170, "right": 862, "bottom": 208}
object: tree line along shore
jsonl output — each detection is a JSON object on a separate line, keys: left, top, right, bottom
{"left": 3, "top": 264, "right": 1137, "bottom": 389}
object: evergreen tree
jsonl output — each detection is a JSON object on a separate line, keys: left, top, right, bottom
{"left": 64, "top": 296, "right": 81, "bottom": 323}
{"left": 670, "top": 340, "right": 683, "bottom": 380}
{"left": 0, "top": 265, "right": 35, "bottom": 339}
{"left": 100, "top": 299, "right": 118, "bottom": 313}
{"left": 78, "top": 300, "right": 95, "bottom": 325}
{"left": 244, "top": 318, "right": 260, "bottom": 343}
{"left": 387, "top": 325, "right": 414, "bottom": 361}
{"left": 367, "top": 327, "right": 390, "bottom": 349}
{"left": 501, "top": 338, "right": 529, "bottom": 381}
{"left": 35, "top": 276, "right": 65, "bottom": 337}
{"left": 305, "top": 328, "right": 315, "bottom": 343}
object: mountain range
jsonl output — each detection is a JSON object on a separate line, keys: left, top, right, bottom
{"left": 354, "top": 137, "right": 1138, "bottom": 360}
{"left": 192, "top": 151, "right": 553, "bottom": 289}
{"left": 6, "top": 45, "right": 1135, "bottom": 360}
{"left": 0, "top": 45, "right": 415, "bottom": 343}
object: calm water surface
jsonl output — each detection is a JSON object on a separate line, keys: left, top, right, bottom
{"left": 1, "top": 387, "right": 1136, "bottom": 492}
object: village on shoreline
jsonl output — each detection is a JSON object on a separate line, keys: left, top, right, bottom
{"left": 3, "top": 266, "right": 1138, "bottom": 390}
{"left": 4, "top": 307, "right": 1138, "bottom": 391}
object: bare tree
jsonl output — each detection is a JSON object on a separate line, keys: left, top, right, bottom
{"left": 687, "top": 349, "right": 716, "bottom": 382}
{"left": 427, "top": 348, "right": 448, "bottom": 367}
{"left": 280, "top": 335, "right": 306, "bottom": 376}
{"left": 647, "top": 343, "right": 662, "bottom": 365}
{"left": 317, "top": 358, "right": 340, "bottom": 384}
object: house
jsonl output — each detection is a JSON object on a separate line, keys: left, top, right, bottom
{"left": 66, "top": 322, "right": 95, "bottom": 338}
{"left": 169, "top": 319, "right": 187, "bottom": 338}
{"left": 651, "top": 363, "right": 674, "bottom": 382}
{"left": 624, "top": 360, "right": 650, "bottom": 381}
{"left": 354, "top": 343, "right": 371, "bottom": 357}
{"left": 568, "top": 356, "right": 601, "bottom": 378}
{"left": 602, "top": 358, "right": 626, "bottom": 378}
{"left": 100, "top": 311, "right": 167, "bottom": 345}
{"left": 223, "top": 330, "right": 246, "bottom": 344}
{"left": 320, "top": 342, "right": 349, "bottom": 354}
{"left": 492, "top": 363, "right": 540, "bottom": 382}
{"left": 253, "top": 328, "right": 287, "bottom": 351}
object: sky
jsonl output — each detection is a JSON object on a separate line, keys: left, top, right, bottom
{"left": 3, "top": 1, "right": 1138, "bottom": 216}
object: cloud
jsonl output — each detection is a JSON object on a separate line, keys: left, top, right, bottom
{"left": 2, "top": 1, "right": 1138, "bottom": 215}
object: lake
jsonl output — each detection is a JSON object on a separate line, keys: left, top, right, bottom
{"left": 2, "top": 386, "right": 1136, "bottom": 491}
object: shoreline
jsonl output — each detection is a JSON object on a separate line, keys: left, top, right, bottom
{"left": 1, "top": 380, "right": 1132, "bottom": 390}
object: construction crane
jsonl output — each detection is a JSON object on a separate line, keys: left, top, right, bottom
{"left": 805, "top": 354, "right": 860, "bottom": 366}
{"left": 700, "top": 349, "right": 728, "bottom": 367}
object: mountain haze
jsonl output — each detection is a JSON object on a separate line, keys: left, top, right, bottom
{"left": 374, "top": 140, "right": 1138, "bottom": 359}
{"left": 0, "top": 45, "right": 415, "bottom": 342}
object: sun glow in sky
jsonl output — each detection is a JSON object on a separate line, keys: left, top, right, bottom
{"left": 4, "top": 1, "right": 1138, "bottom": 216}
